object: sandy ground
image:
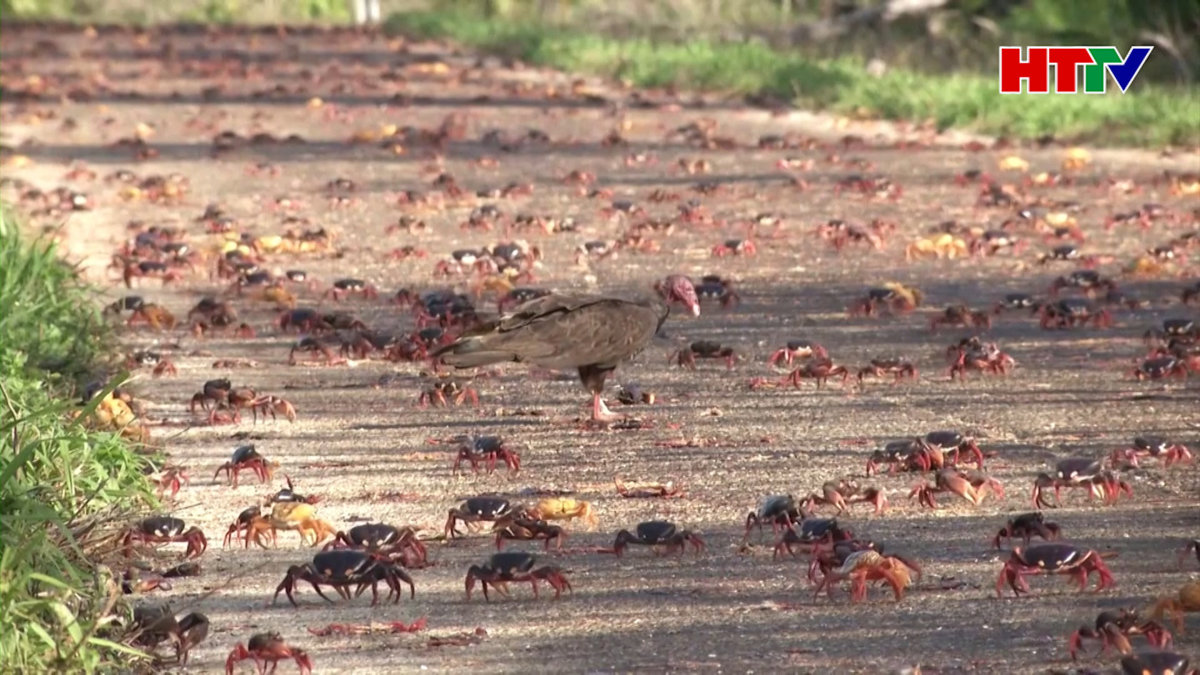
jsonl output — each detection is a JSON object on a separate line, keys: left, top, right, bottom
{"left": 1, "top": 23, "right": 1198, "bottom": 675}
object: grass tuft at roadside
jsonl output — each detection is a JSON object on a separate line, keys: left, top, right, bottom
{"left": 0, "top": 210, "right": 157, "bottom": 673}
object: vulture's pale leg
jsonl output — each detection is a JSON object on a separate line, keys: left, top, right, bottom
{"left": 591, "top": 393, "right": 622, "bottom": 422}
{"left": 581, "top": 365, "right": 622, "bottom": 422}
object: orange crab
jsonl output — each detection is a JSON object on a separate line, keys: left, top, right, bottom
{"left": 244, "top": 502, "right": 336, "bottom": 548}
{"left": 813, "top": 549, "right": 920, "bottom": 603}
{"left": 1151, "top": 580, "right": 1200, "bottom": 633}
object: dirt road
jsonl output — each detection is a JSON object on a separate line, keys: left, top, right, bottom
{"left": 1, "top": 23, "right": 1197, "bottom": 675}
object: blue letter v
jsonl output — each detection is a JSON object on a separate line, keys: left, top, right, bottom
{"left": 1107, "top": 46, "right": 1153, "bottom": 93}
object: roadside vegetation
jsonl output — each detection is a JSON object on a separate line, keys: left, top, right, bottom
{"left": 0, "top": 211, "right": 156, "bottom": 672}
{"left": 382, "top": 3, "right": 1200, "bottom": 146}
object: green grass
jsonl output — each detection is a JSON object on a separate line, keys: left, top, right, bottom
{"left": 0, "top": 212, "right": 156, "bottom": 673}
{"left": 384, "top": 9, "right": 1200, "bottom": 147}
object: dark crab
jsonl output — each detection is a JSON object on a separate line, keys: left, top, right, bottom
{"left": 692, "top": 274, "right": 741, "bottom": 310}
{"left": 322, "top": 278, "right": 379, "bottom": 302}
{"left": 1111, "top": 436, "right": 1194, "bottom": 468}
{"left": 996, "top": 543, "right": 1116, "bottom": 597}
{"left": 866, "top": 438, "right": 943, "bottom": 476}
{"left": 129, "top": 604, "right": 209, "bottom": 666}
{"left": 1144, "top": 318, "right": 1197, "bottom": 348}
{"left": 993, "top": 512, "right": 1062, "bottom": 549}
{"left": 1032, "top": 457, "right": 1132, "bottom": 508}
{"left": 273, "top": 550, "right": 414, "bottom": 607}
{"left": 324, "top": 523, "right": 427, "bottom": 568}
{"left": 929, "top": 304, "right": 992, "bottom": 332}
{"left": 418, "top": 379, "right": 480, "bottom": 407}
{"left": 223, "top": 506, "right": 265, "bottom": 548}
{"left": 992, "top": 292, "right": 1042, "bottom": 315}
{"left": 1039, "top": 298, "right": 1113, "bottom": 329}
{"left": 1068, "top": 609, "right": 1172, "bottom": 660}
{"left": 847, "top": 284, "right": 924, "bottom": 317}
{"left": 768, "top": 340, "right": 829, "bottom": 368}
{"left": 784, "top": 359, "right": 851, "bottom": 388}
{"left": 1120, "top": 650, "right": 1194, "bottom": 675}
{"left": 773, "top": 518, "right": 854, "bottom": 559}
{"left": 225, "top": 632, "right": 313, "bottom": 675}
{"left": 948, "top": 341, "right": 1016, "bottom": 379}
{"left": 671, "top": 340, "right": 738, "bottom": 370}
{"left": 743, "top": 494, "right": 802, "bottom": 542}
{"left": 856, "top": 357, "right": 918, "bottom": 384}
{"left": 465, "top": 551, "right": 571, "bottom": 601}
{"left": 497, "top": 286, "right": 551, "bottom": 313}
{"left": 712, "top": 238, "right": 757, "bottom": 257}
{"left": 445, "top": 496, "right": 522, "bottom": 539}
{"left": 123, "top": 516, "right": 208, "bottom": 559}
{"left": 451, "top": 435, "right": 521, "bottom": 476}
{"left": 213, "top": 444, "right": 273, "bottom": 487}
{"left": 189, "top": 378, "right": 232, "bottom": 418}
{"left": 286, "top": 338, "right": 348, "bottom": 365}
{"left": 610, "top": 521, "right": 705, "bottom": 557}
{"left": 1178, "top": 539, "right": 1200, "bottom": 570}
{"left": 1130, "top": 356, "right": 1190, "bottom": 380}
{"left": 922, "top": 430, "right": 985, "bottom": 469}
{"left": 493, "top": 517, "right": 567, "bottom": 551}
{"left": 1049, "top": 269, "right": 1118, "bottom": 297}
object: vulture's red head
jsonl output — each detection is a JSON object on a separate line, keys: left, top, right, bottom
{"left": 659, "top": 275, "right": 700, "bottom": 317}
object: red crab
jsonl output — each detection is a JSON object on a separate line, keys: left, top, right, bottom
{"left": 909, "top": 468, "right": 1003, "bottom": 508}
{"left": 418, "top": 380, "right": 479, "bottom": 407}
{"left": 711, "top": 239, "right": 757, "bottom": 257}
{"left": 996, "top": 543, "right": 1115, "bottom": 597}
{"left": 1067, "top": 609, "right": 1172, "bottom": 661}
{"left": 322, "top": 278, "right": 379, "bottom": 302}
{"left": 1040, "top": 299, "right": 1113, "bottom": 329}
{"left": 800, "top": 479, "right": 887, "bottom": 516}
{"left": 671, "top": 341, "right": 739, "bottom": 370}
{"left": 226, "top": 632, "right": 312, "bottom": 674}
{"left": 1130, "top": 356, "right": 1190, "bottom": 380}
{"left": 768, "top": 340, "right": 829, "bottom": 368}
{"left": 856, "top": 357, "right": 918, "bottom": 384}
{"left": 213, "top": 444, "right": 273, "bottom": 487}
{"left": 123, "top": 516, "right": 208, "bottom": 559}
{"left": 1032, "top": 457, "right": 1132, "bottom": 508}
{"left": 948, "top": 342, "right": 1015, "bottom": 380}
{"left": 784, "top": 359, "right": 851, "bottom": 388}
{"left": 993, "top": 512, "right": 1062, "bottom": 549}
{"left": 1110, "top": 436, "right": 1194, "bottom": 468}
{"left": 451, "top": 435, "right": 520, "bottom": 476}
{"left": 929, "top": 305, "right": 992, "bottom": 332}
{"left": 847, "top": 284, "right": 922, "bottom": 317}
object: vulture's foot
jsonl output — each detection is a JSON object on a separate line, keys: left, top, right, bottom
{"left": 591, "top": 393, "right": 622, "bottom": 422}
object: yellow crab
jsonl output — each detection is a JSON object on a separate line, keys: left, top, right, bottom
{"left": 905, "top": 234, "right": 967, "bottom": 261}
{"left": 255, "top": 502, "right": 336, "bottom": 547}
{"left": 528, "top": 497, "right": 598, "bottom": 531}
{"left": 1169, "top": 172, "right": 1200, "bottom": 197}
{"left": 259, "top": 284, "right": 296, "bottom": 309}
{"left": 1061, "top": 147, "right": 1091, "bottom": 171}
{"left": 74, "top": 392, "right": 150, "bottom": 443}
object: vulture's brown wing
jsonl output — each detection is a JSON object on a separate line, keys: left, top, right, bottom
{"left": 435, "top": 294, "right": 665, "bottom": 370}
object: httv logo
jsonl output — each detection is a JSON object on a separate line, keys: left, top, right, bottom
{"left": 998, "top": 46, "right": 1153, "bottom": 94}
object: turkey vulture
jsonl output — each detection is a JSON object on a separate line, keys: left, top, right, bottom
{"left": 433, "top": 279, "right": 698, "bottom": 421}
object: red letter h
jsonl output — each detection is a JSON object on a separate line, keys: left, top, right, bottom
{"left": 999, "top": 47, "right": 1049, "bottom": 94}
